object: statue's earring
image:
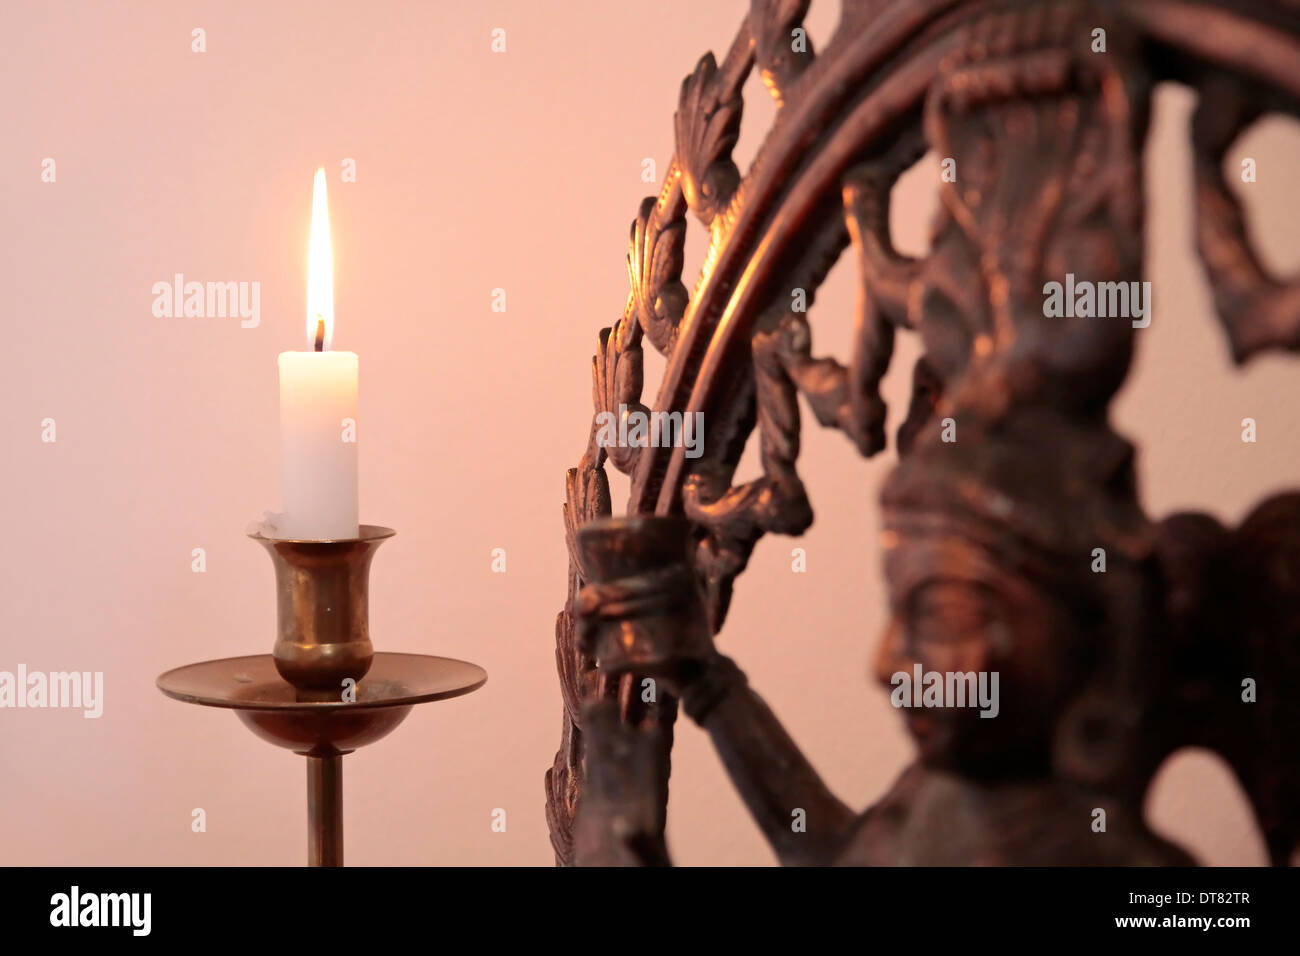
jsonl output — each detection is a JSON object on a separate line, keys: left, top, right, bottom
{"left": 1052, "top": 687, "right": 1141, "bottom": 791}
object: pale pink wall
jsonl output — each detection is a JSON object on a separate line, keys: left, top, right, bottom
{"left": 1, "top": 0, "right": 1296, "bottom": 865}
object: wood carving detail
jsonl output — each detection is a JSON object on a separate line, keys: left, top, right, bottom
{"left": 550, "top": 0, "right": 1300, "bottom": 866}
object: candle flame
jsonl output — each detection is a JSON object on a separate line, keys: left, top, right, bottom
{"left": 307, "top": 167, "right": 334, "bottom": 350}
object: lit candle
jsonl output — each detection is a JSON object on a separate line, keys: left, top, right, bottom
{"left": 276, "top": 168, "right": 359, "bottom": 540}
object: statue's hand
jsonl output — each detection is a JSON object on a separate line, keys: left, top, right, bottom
{"left": 575, "top": 563, "right": 715, "bottom": 692}
{"left": 572, "top": 515, "right": 716, "bottom": 698}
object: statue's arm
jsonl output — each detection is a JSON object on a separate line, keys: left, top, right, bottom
{"left": 679, "top": 652, "right": 856, "bottom": 866}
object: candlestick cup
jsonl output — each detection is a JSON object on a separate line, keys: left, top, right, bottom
{"left": 251, "top": 525, "right": 394, "bottom": 693}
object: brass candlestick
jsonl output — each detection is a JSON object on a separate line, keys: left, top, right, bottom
{"left": 157, "top": 525, "right": 486, "bottom": 866}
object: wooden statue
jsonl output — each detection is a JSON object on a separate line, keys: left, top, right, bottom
{"left": 548, "top": 0, "right": 1300, "bottom": 866}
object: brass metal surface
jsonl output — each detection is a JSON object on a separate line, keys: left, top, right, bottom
{"left": 307, "top": 755, "right": 344, "bottom": 867}
{"left": 250, "top": 525, "right": 395, "bottom": 692}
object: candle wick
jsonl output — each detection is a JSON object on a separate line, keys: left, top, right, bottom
{"left": 314, "top": 316, "right": 325, "bottom": 352}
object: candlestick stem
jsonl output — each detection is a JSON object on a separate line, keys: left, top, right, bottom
{"left": 307, "top": 754, "right": 344, "bottom": 867}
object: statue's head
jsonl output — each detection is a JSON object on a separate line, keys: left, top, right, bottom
{"left": 877, "top": 407, "right": 1157, "bottom": 783}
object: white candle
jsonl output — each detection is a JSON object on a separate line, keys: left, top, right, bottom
{"left": 276, "top": 168, "right": 359, "bottom": 540}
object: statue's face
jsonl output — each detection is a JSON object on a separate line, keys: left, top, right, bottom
{"left": 877, "top": 533, "right": 1078, "bottom": 775}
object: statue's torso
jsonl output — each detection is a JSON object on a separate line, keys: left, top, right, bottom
{"left": 835, "top": 764, "right": 1194, "bottom": 866}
